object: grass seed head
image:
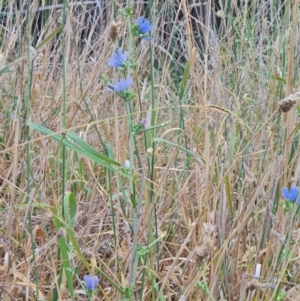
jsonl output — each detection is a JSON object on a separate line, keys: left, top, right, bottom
{"left": 194, "top": 222, "right": 216, "bottom": 266}
{"left": 278, "top": 91, "right": 300, "bottom": 113}
{"left": 109, "top": 21, "right": 122, "bottom": 42}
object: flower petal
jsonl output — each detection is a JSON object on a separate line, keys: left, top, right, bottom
{"left": 136, "top": 16, "right": 152, "bottom": 34}
{"left": 290, "top": 186, "right": 299, "bottom": 201}
{"left": 124, "top": 160, "right": 130, "bottom": 170}
{"left": 282, "top": 187, "right": 291, "bottom": 200}
{"left": 106, "top": 77, "right": 133, "bottom": 93}
{"left": 136, "top": 16, "right": 144, "bottom": 27}
{"left": 107, "top": 48, "right": 129, "bottom": 67}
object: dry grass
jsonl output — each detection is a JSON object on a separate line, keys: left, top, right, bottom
{"left": 0, "top": 0, "right": 300, "bottom": 300}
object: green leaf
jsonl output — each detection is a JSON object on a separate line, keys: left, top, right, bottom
{"left": 57, "top": 233, "right": 75, "bottom": 298}
{"left": 179, "top": 60, "right": 190, "bottom": 100}
{"left": 105, "top": 143, "right": 116, "bottom": 160}
{"left": 154, "top": 138, "right": 205, "bottom": 164}
{"left": 65, "top": 226, "right": 90, "bottom": 270}
{"left": 51, "top": 208, "right": 90, "bottom": 270}
{"left": 16, "top": 202, "right": 53, "bottom": 209}
{"left": 36, "top": 27, "right": 61, "bottom": 50}
{"left": 65, "top": 131, "right": 120, "bottom": 165}
{"left": 51, "top": 208, "right": 62, "bottom": 231}
{"left": 0, "top": 65, "right": 12, "bottom": 75}
{"left": 28, "top": 122, "right": 122, "bottom": 173}
{"left": 63, "top": 192, "right": 77, "bottom": 228}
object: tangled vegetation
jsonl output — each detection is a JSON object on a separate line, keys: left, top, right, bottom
{"left": 0, "top": 0, "right": 300, "bottom": 300}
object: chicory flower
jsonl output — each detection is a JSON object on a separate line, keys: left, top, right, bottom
{"left": 83, "top": 275, "right": 99, "bottom": 291}
{"left": 108, "top": 48, "right": 129, "bottom": 67}
{"left": 136, "top": 16, "right": 152, "bottom": 40}
{"left": 282, "top": 186, "right": 300, "bottom": 203}
{"left": 107, "top": 77, "right": 133, "bottom": 93}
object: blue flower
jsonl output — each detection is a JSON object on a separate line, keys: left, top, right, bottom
{"left": 108, "top": 76, "right": 133, "bottom": 93}
{"left": 108, "top": 48, "right": 129, "bottom": 67}
{"left": 282, "top": 186, "right": 300, "bottom": 203}
{"left": 84, "top": 275, "right": 99, "bottom": 291}
{"left": 136, "top": 16, "right": 152, "bottom": 40}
